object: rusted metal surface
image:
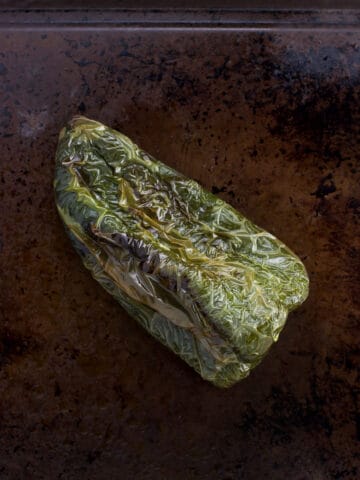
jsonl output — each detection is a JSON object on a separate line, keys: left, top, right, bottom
{"left": 0, "top": 8, "right": 359, "bottom": 480}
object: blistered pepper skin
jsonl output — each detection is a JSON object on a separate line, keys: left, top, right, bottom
{"left": 54, "top": 116, "right": 309, "bottom": 387}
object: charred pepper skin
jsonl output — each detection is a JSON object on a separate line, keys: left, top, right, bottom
{"left": 54, "top": 116, "right": 309, "bottom": 388}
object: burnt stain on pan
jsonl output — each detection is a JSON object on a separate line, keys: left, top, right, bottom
{"left": 0, "top": 328, "right": 37, "bottom": 368}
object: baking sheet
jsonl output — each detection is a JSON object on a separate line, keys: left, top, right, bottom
{"left": 0, "top": 6, "right": 359, "bottom": 480}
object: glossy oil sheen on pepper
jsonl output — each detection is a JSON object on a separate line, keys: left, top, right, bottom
{"left": 54, "top": 116, "right": 309, "bottom": 387}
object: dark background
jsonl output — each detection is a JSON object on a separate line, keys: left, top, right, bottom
{"left": 1, "top": 1, "right": 360, "bottom": 9}
{"left": 0, "top": 5, "right": 359, "bottom": 480}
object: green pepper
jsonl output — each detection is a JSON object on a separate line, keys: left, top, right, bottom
{"left": 54, "top": 116, "right": 309, "bottom": 387}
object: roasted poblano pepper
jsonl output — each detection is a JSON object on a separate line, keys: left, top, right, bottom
{"left": 54, "top": 116, "right": 309, "bottom": 388}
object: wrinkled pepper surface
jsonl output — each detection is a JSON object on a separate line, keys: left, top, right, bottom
{"left": 54, "top": 116, "right": 309, "bottom": 387}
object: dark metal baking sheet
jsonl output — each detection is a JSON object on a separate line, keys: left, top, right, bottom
{"left": 0, "top": 5, "right": 359, "bottom": 480}
{"left": 1, "top": 1, "right": 360, "bottom": 8}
